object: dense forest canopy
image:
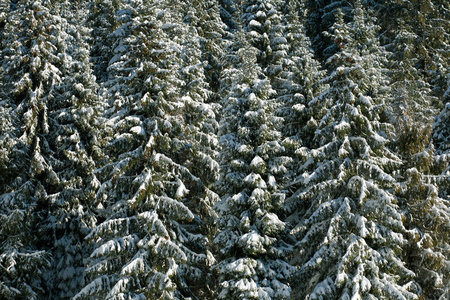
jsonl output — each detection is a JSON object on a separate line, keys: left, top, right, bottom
{"left": 0, "top": 0, "right": 449, "bottom": 299}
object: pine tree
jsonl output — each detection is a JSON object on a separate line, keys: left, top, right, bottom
{"left": 392, "top": 69, "right": 450, "bottom": 300}
{"left": 275, "top": 1, "right": 326, "bottom": 186}
{"left": 375, "top": 2, "right": 450, "bottom": 298}
{"left": 0, "top": 1, "right": 68, "bottom": 298}
{"left": 87, "top": 0, "right": 123, "bottom": 83}
{"left": 176, "top": 2, "right": 224, "bottom": 296}
{"left": 285, "top": 5, "right": 420, "bottom": 299}
{"left": 34, "top": 1, "right": 102, "bottom": 298}
{"left": 378, "top": 0, "right": 450, "bottom": 100}
{"left": 213, "top": 31, "right": 294, "bottom": 299}
{"left": 240, "top": 0, "right": 325, "bottom": 186}
{"left": 396, "top": 165, "right": 450, "bottom": 299}
{"left": 75, "top": 1, "right": 219, "bottom": 298}
{"left": 0, "top": 1, "right": 448, "bottom": 298}
{"left": 302, "top": 0, "right": 362, "bottom": 61}
{"left": 183, "top": 0, "right": 229, "bottom": 97}
{"left": 391, "top": 99, "right": 450, "bottom": 299}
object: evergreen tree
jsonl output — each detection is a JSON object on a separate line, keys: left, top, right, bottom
{"left": 276, "top": 1, "right": 326, "bottom": 186}
{"left": 0, "top": 1, "right": 67, "bottom": 298}
{"left": 213, "top": 32, "right": 294, "bottom": 299}
{"left": 241, "top": 0, "right": 282, "bottom": 65}
{"left": 302, "top": 0, "right": 359, "bottom": 60}
{"left": 75, "top": 1, "right": 219, "bottom": 298}
{"left": 37, "top": 1, "right": 101, "bottom": 298}
{"left": 87, "top": 0, "right": 122, "bottom": 83}
{"left": 240, "top": 0, "right": 326, "bottom": 185}
{"left": 393, "top": 74, "right": 450, "bottom": 300}
{"left": 378, "top": 0, "right": 450, "bottom": 100}
{"left": 0, "top": 1, "right": 448, "bottom": 298}
{"left": 286, "top": 5, "right": 419, "bottom": 299}
{"left": 183, "top": 0, "right": 229, "bottom": 97}
{"left": 0, "top": 1, "right": 101, "bottom": 298}
{"left": 377, "top": 3, "right": 450, "bottom": 298}
{"left": 396, "top": 164, "right": 450, "bottom": 299}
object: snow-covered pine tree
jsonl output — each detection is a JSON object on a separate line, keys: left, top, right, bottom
{"left": 240, "top": 0, "right": 325, "bottom": 188}
{"left": 75, "top": 0, "right": 219, "bottom": 298}
{"left": 285, "top": 4, "right": 420, "bottom": 299}
{"left": 374, "top": 2, "right": 450, "bottom": 298}
{"left": 391, "top": 97, "right": 450, "bottom": 299}
{"left": 176, "top": 2, "right": 224, "bottom": 297}
{"left": 390, "top": 65, "right": 450, "bottom": 300}
{"left": 275, "top": 1, "right": 326, "bottom": 184}
{"left": 238, "top": 0, "right": 294, "bottom": 189}
{"left": 302, "top": 0, "right": 359, "bottom": 61}
{"left": 87, "top": 0, "right": 122, "bottom": 83}
{"left": 213, "top": 31, "right": 294, "bottom": 300}
{"left": 32, "top": 1, "right": 102, "bottom": 298}
{"left": 432, "top": 98, "right": 450, "bottom": 297}
{"left": 378, "top": 0, "right": 450, "bottom": 101}
{"left": 0, "top": 1, "right": 70, "bottom": 298}
{"left": 241, "top": 0, "right": 285, "bottom": 68}
{"left": 395, "top": 156, "right": 450, "bottom": 299}
{"left": 382, "top": 1, "right": 442, "bottom": 129}
{"left": 183, "top": 0, "right": 229, "bottom": 97}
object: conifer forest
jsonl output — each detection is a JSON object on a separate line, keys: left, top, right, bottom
{"left": 1, "top": 0, "right": 450, "bottom": 299}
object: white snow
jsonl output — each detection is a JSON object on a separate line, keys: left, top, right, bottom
{"left": 130, "top": 125, "right": 145, "bottom": 136}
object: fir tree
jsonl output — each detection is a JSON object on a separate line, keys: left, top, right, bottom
{"left": 286, "top": 5, "right": 419, "bottom": 299}
{"left": 183, "top": 0, "right": 229, "bottom": 96}
{"left": 378, "top": 0, "right": 450, "bottom": 100}
{"left": 87, "top": 0, "right": 122, "bottom": 83}
{"left": 276, "top": 1, "right": 326, "bottom": 186}
{"left": 397, "top": 165, "right": 450, "bottom": 299}
{"left": 213, "top": 32, "right": 294, "bottom": 299}
{"left": 0, "top": 1, "right": 67, "bottom": 298}
{"left": 0, "top": 1, "right": 448, "bottom": 298}
{"left": 377, "top": 3, "right": 450, "bottom": 298}
{"left": 393, "top": 66, "right": 450, "bottom": 300}
{"left": 75, "top": 1, "right": 219, "bottom": 298}
{"left": 38, "top": 1, "right": 101, "bottom": 298}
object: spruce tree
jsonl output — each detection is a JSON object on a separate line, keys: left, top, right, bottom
{"left": 87, "top": 0, "right": 122, "bottom": 83}
{"left": 183, "top": 0, "right": 229, "bottom": 97}
{"left": 213, "top": 31, "right": 294, "bottom": 299}
{"left": 378, "top": 0, "right": 450, "bottom": 100}
{"left": 393, "top": 69, "right": 450, "bottom": 300}
{"left": 396, "top": 164, "right": 450, "bottom": 299}
{"left": 377, "top": 2, "right": 450, "bottom": 298}
{"left": 75, "top": 1, "right": 219, "bottom": 298}
{"left": 286, "top": 5, "right": 419, "bottom": 299}
{"left": 0, "top": 1, "right": 67, "bottom": 298}
{"left": 276, "top": 1, "right": 326, "bottom": 186}
{"left": 37, "top": 1, "right": 101, "bottom": 298}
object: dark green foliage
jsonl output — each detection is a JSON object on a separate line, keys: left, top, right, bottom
{"left": 75, "top": 1, "right": 221, "bottom": 299}
{"left": 0, "top": 0, "right": 448, "bottom": 299}
{"left": 285, "top": 5, "right": 422, "bottom": 299}
{"left": 213, "top": 32, "right": 294, "bottom": 299}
